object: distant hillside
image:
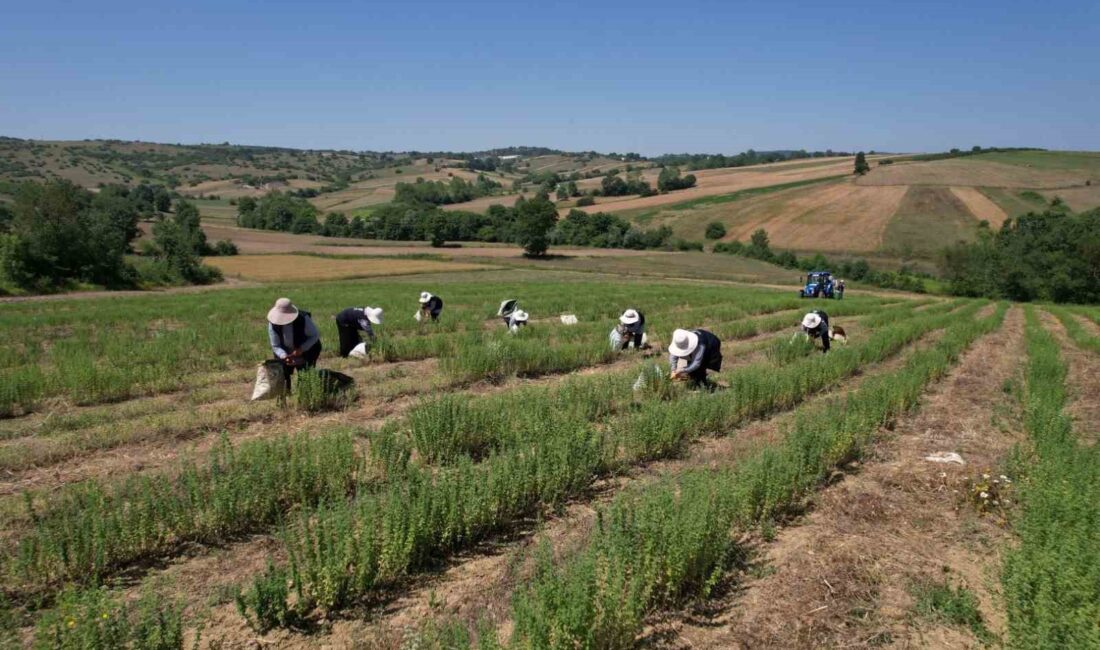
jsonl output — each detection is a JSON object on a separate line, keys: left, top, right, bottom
{"left": 615, "top": 150, "right": 1100, "bottom": 260}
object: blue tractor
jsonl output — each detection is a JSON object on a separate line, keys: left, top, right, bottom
{"left": 799, "top": 270, "right": 836, "bottom": 298}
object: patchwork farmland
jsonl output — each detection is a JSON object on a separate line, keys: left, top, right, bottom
{"left": 0, "top": 267, "right": 1096, "bottom": 649}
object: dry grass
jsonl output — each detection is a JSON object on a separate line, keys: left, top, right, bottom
{"left": 950, "top": 186, "right": 1008, "bottom": 226}
{"left": 204, "top": 254, "right": 494, "bottom": 282}
{"left": 1041, "top": 185, "right": 1100, "bottom": 212}
{"left": 857, "top": 158, "right": 1088, "bottom": 189}
{"left": 882, "top": 186, "right": 980, "bottom": 255}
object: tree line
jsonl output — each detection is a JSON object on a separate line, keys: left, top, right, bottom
{"left": 939, "top": 203, "right": 1099, "bottom": 303}
{"left": 393, "top": 174, "right": 501, "bottom": 205}
{"left": 652, "top": 148, "right": 854, "bottom": 171}
{"left": 0, "top": 180, "right": 231, "bottom": 294}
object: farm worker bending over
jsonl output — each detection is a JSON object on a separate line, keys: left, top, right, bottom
{"left": 801, "top": 310, "right": 831, "bottom": 353}
{"left": 507, "top": 310, "right": 529, "bottom": 333}
{"left": 837, "top": 280, "right": 846, "bottom": 299}
{"left": 267, "top": 298, "right": 322, "bottom": 384}
{"left": 418, "top": 291, "right": 444, "bottom": 321}
{"left": 335, "top": 306, "right": 383, "bottom": 357}
{"left": 498, "top": 298, "right": 520, "bottom": 327}
{"left": 617, "top": 308, "right": 647, "bottom": 349}
{"left": 668, "top": 328, "right": 723, "bottom": 386}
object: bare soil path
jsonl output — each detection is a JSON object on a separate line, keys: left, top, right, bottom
{"left": 652, "top": 307, "right": 1024, "bottom": 649}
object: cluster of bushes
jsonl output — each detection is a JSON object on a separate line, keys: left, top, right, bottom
{"left": 657, "top": 166, "right": 697, "bottom": 192}
{"left": 393, "top": 174, "right": 501, "bottom": 205}
{"left": 0, "top": 180, "right": 222, "bottom": 294}
{"left": 551, "top": 209, "right": 692, "bottom": 250}
{"left": 714, "top": 229, "right": 929, "bottom": 292}
{"left": 909, "top": 145, "right": 1042, "bottom": 163}
{"left": 940, "top": 204, "right": 1099, "bottom": 303}
{"left": 236, "top": 193, "right": 321, "bottom": 234}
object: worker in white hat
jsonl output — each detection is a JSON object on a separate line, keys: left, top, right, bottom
{"left": 267, "top": 298, "right": 322, "bottom": 386}
{"left": 334, "top": 306, "right": 384, "bottom": 357}
{"left": 508, "top": 309, "right": 529, "bottom": 333}
{"left": 668, "top": 327, "right": 723, "bottom": 386}
{"left": 615, "top": 308, "right": 647, "bottom": 350}
{"left": 801, "top": 310, "right": 831, "bottom": 353}
{"left": 418, "top": 291, "right": 444, "bottom": 321}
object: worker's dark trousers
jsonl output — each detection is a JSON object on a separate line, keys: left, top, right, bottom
{"left": 337, "top": 323, "right": 363, "bottom": 357}
{"left": 280, "top": 343, "right": 322, "bottom": 389}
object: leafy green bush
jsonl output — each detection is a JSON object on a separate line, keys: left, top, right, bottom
{"left": 294, "top": 369, "right": 355, "bottom": 413}
{"left": 704, "top": 221, "right": 727, "bottom": 239}
{"left": 912, "top": 580, "right": 994, "bottom": 644}
{"left": 33, "top": 587, "right": 184, "bottom": 650}
{"left": 236, "top": 561, "right": 292, "bottom": 633}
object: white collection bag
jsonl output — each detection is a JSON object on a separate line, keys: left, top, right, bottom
{"left": 251, "top": 361, "right": 287, "bottom": 401}
{"left": 560, "top": 314, "right": 578, "bottom": 325}
{"left": 414, "top": 310, "right": 423, "bottom": 322}
{"left": 348, "top": 342, "right": 370, "bottom": 359}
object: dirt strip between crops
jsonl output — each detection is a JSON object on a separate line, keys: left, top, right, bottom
{"left": 1041, "top": 311, "right": 1100, "bottom": 440}
{"left": 646, "top": 306, "right": 1025, "bottom": 649}
{"left": 194, "top": 317, "right": 962, "bottom": 648}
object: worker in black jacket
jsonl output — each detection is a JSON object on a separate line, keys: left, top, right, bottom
{"left": 334, "top": 306, "right": 383, "bottom": 357}
{"left": 418, "top": 291, "right": 444, "bottom": 321}
{"left": 801, "top": 310, "right": 831, "bottom": 353}
{"left": 668, "top": 328, "right": 723, "bottom": 387}
{"left": 267, "top": 298, "right": 322, "bottom": 387}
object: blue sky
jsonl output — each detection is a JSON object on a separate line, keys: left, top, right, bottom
{"left": 1, "top": 0, "right": 1097, "bottom": 154}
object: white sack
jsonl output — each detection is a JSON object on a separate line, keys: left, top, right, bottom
{"left": 414, "top": 310, "right": 423, "bottom": 322}
{"left": 349, "top": 342, "right": 369, "bottom": 359}
{"left": 251, "top": 362, "right": 286, "bottom": 401}
{"left": 560, "top": 314, "right": 578, "bottom": 325}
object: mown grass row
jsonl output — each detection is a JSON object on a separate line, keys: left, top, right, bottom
{"left": 237, "top": 302, "right": 980, "bottom": 625}
{"left": 501, "top": 304, "right": 1007, "bottom": 649}
{"left": 1001, "top": 308, "right": 1099, "bottom": 649}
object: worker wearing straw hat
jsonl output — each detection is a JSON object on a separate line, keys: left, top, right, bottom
{"left": 616, "top": 308, "right": 647, "bottom": 350}
{"left": 418, "top": 291, "right": 444, "bottom": 322}
{"left": 267, "top": 298, "right": 322, "bottom": 386}
{"left": 507, "top": 309, "right": 529, "bottom": 333}
{"left": 801, "top": 310, "right": 831, "bottom": 353}
{"left": 668, "top": 327, "right": 722, "bottom": 386}
{"left": 335, "top": 306, "right": 384, "bottom": 357}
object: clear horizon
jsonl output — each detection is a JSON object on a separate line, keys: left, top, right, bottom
{"left": 2, "top": 0, "right": 1097, "bottom": 156}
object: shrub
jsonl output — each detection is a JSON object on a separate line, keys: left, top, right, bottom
{"left": 294, "top": 369, "right": 355, "bottom": 413}
{"left": 704, "top": 222, "right": 727, "bottom": 239}
{"left": 212, "top": 239, "right": 238, "bottom": 256}
{"left": 237, "top": 562, "right": 292, "bottom": 633}
{"left": 576, "top": 196, "right": 595, "bottom": 207}
{"left": 33, "top": 587, "right": 184, "bottom": 650}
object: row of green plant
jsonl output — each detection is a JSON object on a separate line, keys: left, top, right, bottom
{"left": 503, "top": 303, "right": 1006, "bottom": 649}
{"left": 1, "top": 279, "right": 790, "bottom": 415}
{"left": 236, "top": 301, "right": 979, "bottom": 627}
{"left": 1045, "top": 305, "right": 1100, "bottom": 354}
{"left": 1001, "top": 308, "right": 1099, "bottom": 649}
{"left": 4, "top": 298, "right": 847, "bottom": 595}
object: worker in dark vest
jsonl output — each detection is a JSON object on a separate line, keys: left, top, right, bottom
{"left": 617, "top": 308, "right": 647, "bottom": 349}
{"left": 335, "top": 306, "right": 383, "bottom": 357}
{"left": 801, "top": 310, "right": 831, "bottom": 353}
{"left": 418, "top": 291, "right": 444, "bottom": 321}
{"left": 668, "top": 328, "right": 722, "bottom": 387}
{"left": 267, "top": 298, "right": 322, "bottom": 386}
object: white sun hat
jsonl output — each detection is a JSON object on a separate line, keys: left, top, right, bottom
{"left": 365, "top": 306, "right": 384, "bottom": 325}
{"left": 498, "top": 299, "right": 518, "bottom": 315}
{"left": 668, "top": 328, "right": 699, "bottom": 357}
{"left": 802, "top": 312, "right": 822, "bottom": 329}
{"left": 513, "top": 310, "right": 529, "bottom": 322}
{"left": 419, "top": 291, "right": 433, "bottom": 304}
{"left": 620, "top": 309, "right": 640, "bottom": 325}
{"left": 267, "top": 297, "right": 299, "bottom": 326}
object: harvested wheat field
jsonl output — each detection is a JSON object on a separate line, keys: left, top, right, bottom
{"left": 1040, "top": 184, "right": 1100, "bottom": 212}
{"left": 857, "top": 157, "right": 1089, "bottom": 189}
{"left": 204, "top": 254, "right": 495, "bottom": 281}
{"left": 949, "top": 186, "right": 1009, "bottom": 226}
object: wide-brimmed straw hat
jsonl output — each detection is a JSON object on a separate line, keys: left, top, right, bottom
{"left": 802, "top": 313, "right": 822, "bottom": 329}
{"left": 620, "top": 309, "right": 640, "bottom": 325}
{"left": 513, "top": 310, "right": 529, "bottom": 322}
{"left": 419, "top": 291, "right": 433, "bottom": 304}
{"left": 498, "top": 299, "right": 518, "bottom": 315}
{"left": 365, "top": 306, "right": 384, "bottom": 325}
{"left": 668, "top": 328, "right": 699, "bottom": 357}
{"left": 267, "top": 298, "right": 299, "bottom": 326}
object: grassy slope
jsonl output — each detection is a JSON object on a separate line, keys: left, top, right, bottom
{"left": 969, "top": 150, "right": 1100, "bottom": 174}
{"left": 882, "top": 186, "right": 978, "bottom": 256}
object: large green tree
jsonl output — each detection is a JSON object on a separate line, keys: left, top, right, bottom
{"left": 854, "top": 152, "right": 870, "bottom": 175}
{"left": 513, "top": 196, "right": 558, "bottom": 256}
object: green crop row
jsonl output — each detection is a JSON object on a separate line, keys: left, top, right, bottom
{"left": 0, "top": 279, "right": 769, "bottom": 415}
{"left": 1001, "top": 308, "right": 1099, "bottom": 649}
{"left": 243, "top": 301, "right": 980, "bottom": 623}
{"left": 10, "top": 431, "right": 363, "bottom": 589}
{"left": 5, "top": 298, "right": 861, "bottom": 597}
{"left": 505, "top": 304, "right": 1007, "bottom": 649}
{"left": 1045, "top": 306, "right": 1100, "bottom": 354}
